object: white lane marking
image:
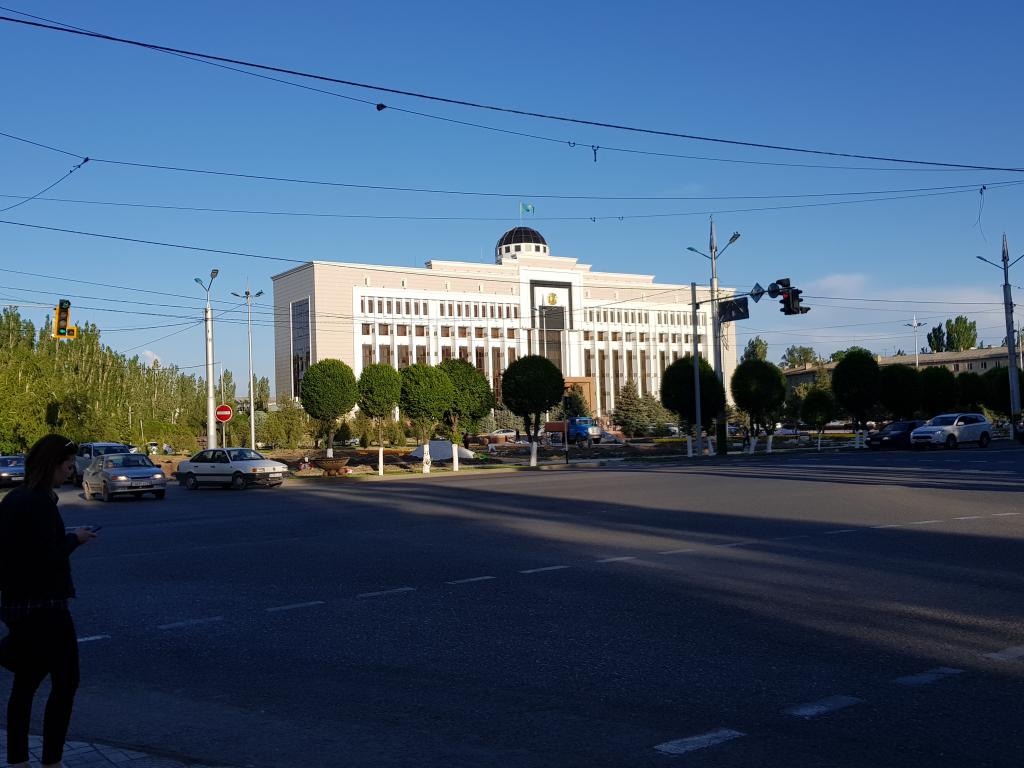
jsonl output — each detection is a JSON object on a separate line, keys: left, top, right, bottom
{"left": 716, "top": 542, "right": 748, "bottom": 548}
{"left": 823, "top": 529, "right": 857, "bottom": 535}
{"left": 157, "top": 616, "right": 224, "bottom": 630}
{"left": 520, "top": 565, "right": 572, "bottom": 574}
{"left": 596, "top": 556, "right": 637, "bottom": 563}
{"left": 654, "top": 728, "right": 746, "bottom": 755}
{"left": 871, "top": 524, "right": 905, "bottom": 529}
{"left": 265, "top": 600, "right": 325, "bottom": 612}
{"left": 991, "top": 512, "right": 1021, "bottom": 517}
{"left": 785, "top": 695, "right": 863, "bottom": 719}
{"left": 954, "top": 516, "right": 984, "bottom": 520}
{"left": 984, "top": 645, "right": 1024, "bottom": 662}
{"left": 445, "top": 576, "right": 496, "bottom": 584}
{"left": 357, "top": 587, "right": 416, "bottom": 598}
{"left": 894, "top": 667, "right": 963, "bottom": 686}
{"left": 907, "top": 520, "right": 942, "bottom": 525}
{"left": 657, "top": 548, "right": 695, "bottom": 555}
{"left": 77, "top": 634, "right": 111, "bottom": 643}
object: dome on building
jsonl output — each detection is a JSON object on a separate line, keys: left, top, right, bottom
{"left": 495, "top": 227, "right": 549, "bottom": 262}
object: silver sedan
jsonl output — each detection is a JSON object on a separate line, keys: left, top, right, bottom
{"left": 83, "top": 452, "right": 167, "bottom": 501}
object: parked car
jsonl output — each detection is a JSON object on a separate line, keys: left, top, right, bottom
{"left": 0, "top": 455, "right": 25, "bottom": 486}
{"left": 910, "top": 413, "right": 992, "bottom": 449}
{"left": 73, "top": 442, "right": 134, "bottom": 485}
{"left": 177, "top": 447, "right": 287, "bottom": 490}
{"left": 83, "top": 452, "right": 166, "bottom": 501}
{"left": 867, "top": 420, "right": 925, "bottom": 450}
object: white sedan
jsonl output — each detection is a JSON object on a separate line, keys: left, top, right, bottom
{"left": 177, "top": 448, "right": 288, "bottom": 490}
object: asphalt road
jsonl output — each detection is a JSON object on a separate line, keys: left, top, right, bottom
{"left": 3, "top": 444, "right": 1023, "bottom": 767}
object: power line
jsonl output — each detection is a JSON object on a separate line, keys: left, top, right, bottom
{"left": 3, "top": 14, "right": 1023, "bottom": 173}
{"left": 0, "top": 157, "right": 88, "bottom": 213}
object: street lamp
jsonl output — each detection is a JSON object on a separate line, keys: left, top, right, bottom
{"left": 195, "top": 269, "right": 219, "bottom": 450}
{"left": 231, "top": 284, "right": 264, "bottom": 450}
{"left": 906, "top": 316, "right": 925, "bottom": 368}
{"left": 688, "top": 219, "right": 740, "bottom": 455}
{"left": 976, "top": 236, "right": 1023, "bottom": 440}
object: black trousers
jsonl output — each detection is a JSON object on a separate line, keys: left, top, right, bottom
{"left": 2, "top": 608, "right": 80, "bottom": 765}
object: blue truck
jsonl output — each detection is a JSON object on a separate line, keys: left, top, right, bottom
{"left": 545, "top": 417, "right": 602, "bottom": 445}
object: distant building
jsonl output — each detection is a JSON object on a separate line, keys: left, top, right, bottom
{"left": 271, "top": 227, "right": 737, "bottom": 417}
{"left": 782, "top": 346, "right": 1019, "bottom": 391}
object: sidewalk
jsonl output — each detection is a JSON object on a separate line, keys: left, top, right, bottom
{"left": 0, "top": 730, "right": 227, "bottom": 768}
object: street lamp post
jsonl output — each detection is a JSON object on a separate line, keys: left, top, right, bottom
{"left": 232, "top": 284, "right": 264, "bottom": 450}
{"left": 688, "top": 217, "right": 740, "bottom": 455}
{"left": 195, "top": 270, "right": 219, "bottom": 450}
{"left": 976, "top": 234, "right": 1022, "bottom": 440}
{"left": 906, "top": 315, "right": 925, "bottom": 368}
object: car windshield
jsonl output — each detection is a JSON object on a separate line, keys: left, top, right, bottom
{"left": 884, "top": 422, "right": 911, "bottom": 432}
{"left": 0, "top": 456, "right": 23, "bottom": 467}
{"left": 96, "top": 445, "right": 131, "bottom": 456}
{"left": 228, "top": 449, "right": 264, "bottom": 462}
{"left": 105, "top": 455, "right": 154, "bottom": 468}
{"left": 928, "top": 416, "right": 957, "bottom": 426}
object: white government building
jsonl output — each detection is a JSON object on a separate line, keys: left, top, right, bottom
{"left": 272, "top": 227, "right": 736, "bottom": 418}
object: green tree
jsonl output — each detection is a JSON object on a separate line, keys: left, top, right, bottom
{"left": 400, "top": 364, "right": 455, "bottom": 471}
{"left": 920, "top": 366, "right": 958, "bottom": 416}
{"left": 878, "top": 364, "right": 921, "bottom": 419}
{"left": 801, "top": 386, "right": 837, "bottom": 448}
{"left": 612, "top": 379, "right": 648, "bottom": 437}
{"left": 981, "top": 366, "right": 1023, "bottom": 416}
{"left": 780, "top": 345, "right": 819, "bottom": 369}
{"left": 730, "top": 359, "right": 787, "bottom": 435}
{"left": 927, "top": 324, "right": 946, "bottom": 353}
{"left": 556, "top": 384, "right": 592, "bottom": 419}
{"left": 501, "top": 355, "right": 564, "bottom": 466}
{"left": 661, "top": 355, "right": 725, "bottom": 433}
{"left": 944, "top": 316, "right": 977, "bottom": 352}
{"left": 254, "top": 376, "right": 271, "bottom": 412}
{"left": 956, "top": 372, "right": 986, "bottom": 411}
{"left": 491, "top": 402, "right": 519, "bottom": 431}
{"left": 438, "top": 359, "right": 493, "bottom": 441}
{"left": 298, "top": 359, "right": 357, "bottom": 456}
{"left": 357, "top": 363, "right": 402, "bottom": 476}
{"left": 741, "top": 336, "right": 768, "bottom": 363}
{"left": 642, "top": 393, "right": 675, "bottom": 434}
{"left": 830, "top": 346, "right": 873, "bottom": 364}
{"left": 831, "top": 348, "right": 880, "bottom": 432}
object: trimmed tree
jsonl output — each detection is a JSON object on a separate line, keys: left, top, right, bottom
{"left": 920, "top": 365, "right": 958, "bottom": 416}
{"left": 501, "top": 355, "right": 564, "bottom": 467}
{"left": 956, "top": 372, "right": 986, "bottom": 411}
{"left": 298, "top": 359, "right": 357, "bottom": 458}
{"left": 661, "top": 356, "right": 726, "bottom": 444}
{"left": 730, "top": 358, "right": 787, "bottom": 438}
{"left": 438, "top": 359, "right": 493, "bottom": 471}
{"left": 357, "top": 363, "right": 402, "bottom": 476}
{"left": 878, "top": 363, "right": 921, "bottom": 419}
{"left": 981, "top": 365, "right": 1024, "bottom": 416}
{"left": 831, "top": 349, "right": 880, "bottom": 443}
{"left": 559, "top": 384, "right": 592, "bottom": 419}
{"left": 400, "top": 364, "right": 454, "bottom": 473}
{"left": 801, "top": 386, "right": 837, "bottom": 451}
{"left": 612, "top": 379, "right": 648, "bottom": 437}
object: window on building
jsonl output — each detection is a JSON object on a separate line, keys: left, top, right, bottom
{"left": 515, "top": 245, "right": 522, "bottom": 252}
{"left": 982, "top": 362, "right": 988, "bottom": 369}
{"left": 475, "top": 348, "right": 486, "bottom": 372}
{"left": 361, "top": 323, "right": 372, "bottom": 335}
{"left": 377, "top": 299, "right": 383, "bottom": 314}
{"left": 441, "top": 326, "right": 452, "bottom": 337}
{"left": 416, "top": 345, "right": 427, "bottom": 365}
{"left": 439, "top": 303, "right": 446, "bottom": 317}
{"left": 639, "top": 333, "right": 647, "bottom": 342}
{"left": 415, "top": 301, "right": 421, "bottom": 315}
{"left": 457, "top": 304, "right": 463, "bottom": 317}
{"left": 291, "top": 298, "right": 311, "bottom": 398}
{"left": 514, "top": 306, "right": 520, "bottom": 319}
{"left": 442, "top": 346, "right": 452, "bottom": 362}
{"left": 640, "top": 352, "right": 648, "bottom": 395}
{"left": 362, "top": 344, "right": 374, "bottom": 368}
{"left": 415, "top": 325, "right": 426, "bottom": 337}
{"left": 598, "top": 331, "right": 606, "bottom": 341}
{"left": 584, "top": 331, "right": 592, "bottom": 341}
{"left": 458, "top": 327, "right": 468, "bottom": 338}
{"left": 584, "top": 350, "right": 593, "bottom": 377}
{"left": 659, "top": 333, "right": 667, "bottom": 342}
{"left": 398, "top": 345, "right": 410, "bottom": 368}
{"left": 386, "top": 300, "right": 392, "bottom": 314}
{"left": 378, "top": 345, "right": 393, "bottom": 367}
{"left": 459, "top": 347, "right": 470, "bottom": 361}
{"left": 397, "top": 325, "right": 408, "bottom": 336}
{"left": 490, "top": 327, "right": 500, "bottom": 338}
{"left": 404, "top": 301, "right": 411, "bottom": 315}
{"left": 626, "top": 332, "right": 635, "bottom": 342}
{"left": 360, "top": 298, "right": 366, "bottom": 313}
{"left": 498, "top": 305, "right": 504, "bottom": 319}
{"left": 475, "top": 327, "right": 485, "bottom": 338}
{"left": 507, "top": 328, "right": 516, "bottom": 339}
{"left": 612, "top": 332, "right": 621, "bottom": 341}
{"left": 448, "top": 303, "right": 454, "bottom": 316}
{"left": 378, "top": 323, "right": 390, "bottom": 335}
{"left": 673, "top": 334, "right": 680, "bottom": 344}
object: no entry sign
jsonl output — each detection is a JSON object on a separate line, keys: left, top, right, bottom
{"left": 215, "top": 404, "right": 234, "bottom": 423}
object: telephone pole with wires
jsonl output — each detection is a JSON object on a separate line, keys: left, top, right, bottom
{"left": 976, "top": 234, "right": 1021, "bottom": 439}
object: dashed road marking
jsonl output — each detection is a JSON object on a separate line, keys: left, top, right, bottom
{"left": 520, "top": 565, "right": 572, "bottom": 574}
{"left": 445, "top": 576, "right": 496, "bottom": 585}
{"left": 77, "top": 635, "right": 111, "bottom": 643}
{"left": 654, "top": 728, "right": 746, "bottom": 755}
{"left": 157, "top": 616, "right": 224, "bottom": 630}
{"left": 265, "top": 601, "right": 325, "bottom": 612}
{"left": 871, "top": 524, "right": 905, "bottom": 529}
{"left": 954, "top": 516, "right": 984, "bottom": 520}
{"left": 894, "top": 667, "right": 963, "bottom": 686}
{"left": 595, "top": 556, "right": 637, "bottom": 563}
{"left": 357, "top": 587, "right": 416, "bottom": 598}
{"left": 785, "top": 695, "right": 863, "bottom": 719}
{"left": 991, "top": 512, "right": 1020, "bottom": 517}
{"left": 657, "top": 548, "right": 695, "bottom": 555}
{"left": 907, "top": 520, "right": 943, "bottom": 525}
{"left": 984, "top": 645, "right": 1024, "bottom": 662}
{"left": 823, "top": 529, "right": 857, "bottom": 535}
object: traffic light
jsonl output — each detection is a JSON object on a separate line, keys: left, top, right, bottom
{"left": 773, "top": 278, "right": 792, "bottom": 314}
{"left": 53, "top": 299, "right": 71, "bottom": 338}
{"left": 788, "top": 287, "right": 810, "bottom": 315}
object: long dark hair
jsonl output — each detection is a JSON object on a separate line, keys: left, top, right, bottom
{"left": 24, "top": 434, "right": 77, "bottom": 491}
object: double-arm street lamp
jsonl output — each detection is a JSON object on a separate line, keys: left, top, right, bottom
{"left": 231, "top": 284, "right": 264, "bottom": 450}
{"left": 195, "top": 269, "right": 219, "bottom": 450}
{"left": 976, "top": 234, "right": 1022, "bottom": 439}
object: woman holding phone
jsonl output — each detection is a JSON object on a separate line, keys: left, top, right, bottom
{"left": 0, "top": 434, "right": 97, "bottom": 768}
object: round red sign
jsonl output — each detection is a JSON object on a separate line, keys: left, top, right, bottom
{"left": 215, "top": 404, "right": 233, "bottom": 423}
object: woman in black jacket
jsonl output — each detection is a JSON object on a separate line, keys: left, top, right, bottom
{"left": 0, "top": 435, "right": 97, "bottom": 768}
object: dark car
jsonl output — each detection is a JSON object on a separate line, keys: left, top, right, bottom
{"left": 867, "top": 420, "right": 924, "bottom": 450}
{"left": 0, "top": 455, "right": 25, "bottom": 486}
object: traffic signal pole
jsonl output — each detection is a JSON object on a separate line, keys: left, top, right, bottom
{"left": 691, "top": 282, "right": 703, "bottom": 457}
{"left": 999, "top": 235, "right": 1021, "bottom": 434}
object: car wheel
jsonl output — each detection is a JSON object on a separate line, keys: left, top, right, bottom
{"left": 945, "top": 434, "right": 958, "bottom": 450}
{"left": 230, "top": 473, "right": 248, "bottom": 490}
{"left": 101, "top": 483, "right": 112, "bottom": 502}
{"left": 154, "top": 490, "right": 166, "bottom": 500}
{"left": 183, "top": 473, "right": 199, "bottom": 490}
{"left": 979, "top": 432, "right": 990, "bottom": 448}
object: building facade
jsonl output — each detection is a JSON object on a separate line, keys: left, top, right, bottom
{"left": 272, "top": 227, "right": 736, "bottom": 418}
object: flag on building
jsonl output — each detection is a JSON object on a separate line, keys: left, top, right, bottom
{"left": 519, "top": 202, "right": 535, "bottom": 215}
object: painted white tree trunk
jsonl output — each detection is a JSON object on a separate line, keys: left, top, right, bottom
{"left": 326, "top": 446, "right": 334, "bottom": 458}
{"left": 687, "top": 436, "right": 693, "bottom": 457}
{"left": 377, "top": 445, "right": 384, "bottom": 476}
{"left": 452, "top": 441, "right": 459, "bottom": 472}
{"left": 530, "top": 440, "right": 538, "bottom": 467}
{"left": 817, "top": 432, "right": 823, "bottom": 451}
{"left": 422, "top": 443, "right": 431, "bottom": 473}
{"left": 766, "top": 435, "right": 774, "bottom": 454}
{"left": 750, "top": 436, "right": 758, "bottom": 454}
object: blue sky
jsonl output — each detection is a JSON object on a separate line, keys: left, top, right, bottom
{"left": 2, "top": 0, "right": 1022, "bottom": 389}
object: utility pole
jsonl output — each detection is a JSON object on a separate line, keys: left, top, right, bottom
{"left": 232, "top": 283, "right": 264, "bottom": 449}
{"left": 976, "top": 234, "right": 1021, "bottom": 438}
{"left": 195, "top": 270, "right": 219, "bottom": 450}
{"left": 690, "top": 282, "right": 703, "bottom": 456}
{"left": 906, "top": 315, "right": 925, "bottom": 368}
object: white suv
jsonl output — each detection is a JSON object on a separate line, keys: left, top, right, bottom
{"left": 910, "top": 413, "right": 992, "bottom": 449}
